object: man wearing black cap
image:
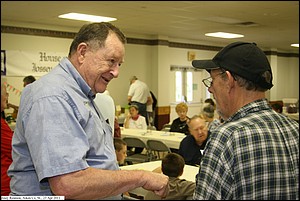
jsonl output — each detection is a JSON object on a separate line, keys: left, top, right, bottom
{"left": 192, "top": 42, "right": 299, "bottom": 199}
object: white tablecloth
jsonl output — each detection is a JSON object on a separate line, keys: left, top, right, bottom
{"left": 283, "top": 112, "right": 299, "bottom": 121}
{"left": 120, "top": 160, "right": 199, "bottom": 197}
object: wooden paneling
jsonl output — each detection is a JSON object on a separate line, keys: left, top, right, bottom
{"left": 156, "top": 106, "right": 170, "bottom": 115}
{"left": 155, "top": 106, "right": 170, "bottom": 130}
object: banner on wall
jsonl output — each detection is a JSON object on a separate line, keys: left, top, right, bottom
{"left": 4, "top": 81, "right": 22, "bottom": 96}
{"left": 1, "top": 50, "right": 67, "bottom": 76}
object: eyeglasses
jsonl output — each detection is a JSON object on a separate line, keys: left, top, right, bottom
{"left": 202, "top": 71, "right": 226, "bottom": 88}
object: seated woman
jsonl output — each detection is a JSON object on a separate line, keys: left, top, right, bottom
{"left": 124, "top": 104, "right": 147, "bottom": 130}
{"left": 170, "top": 102, "right": 190, "bottom": 135}
{"left": 124, "top": 104, "right": 147, "bottom": 154}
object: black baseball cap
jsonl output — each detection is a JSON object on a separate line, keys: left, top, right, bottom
{"left": 192, "top": 42, "right": 273, "bottom": 89}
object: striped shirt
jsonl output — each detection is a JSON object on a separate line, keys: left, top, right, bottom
{"left": 193, "top": 99, "right": 299, "bottom": 200}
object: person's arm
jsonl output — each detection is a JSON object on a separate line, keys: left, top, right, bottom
{"left": 127, "top": 95, "right": 132, "bottom": 104}
{"left": 124, "top": 114, "right": 131, "bottom": 128}
{"left": 7, "top": 103, "right": 19, "bottom": 111}
{"left": 7, "top": 103, "right": 19, "bottom": 119}
{"left": 49, "top": 167, "right": 169, "bottom": 200}
{"left": 127, "top": 84, "right": 134, "bottom": 104}
{"left": 141, "top": 116, "right": 148, "bottom": 129}
{"left": 147, "top": 95, "right": 153, "bottom": 106}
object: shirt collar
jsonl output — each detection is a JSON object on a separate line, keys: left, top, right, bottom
{"left": 227, "top": 98, "right": 271, "bottom": 122}
{"left": 59, "top": 57, "right": 95, "bottom": 99}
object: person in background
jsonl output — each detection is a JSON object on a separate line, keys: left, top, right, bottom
{"left": 200, "top": 102, "right": 221, "bottom": 132}
{"left": 128, "top": 75, "right": 152, "bottom": 125}
{"left": 1, "top": 77, "right": 13, "bottom": 196}
{"left": 94, "top": 90, "right": 121, "bottom": 138}
{"left": 271, "top": 102, "right": 283, "bottom": 113}
{"left": 23, "top": 75, "right": 36, "bottom": 87}
{"left": 94, "top": 90, "right": 115, "bottom": 130}
{"left": 124, "top": 104, "right": 147, "bottom": 130}
{"left": 94, "top": 90, "right": 121, "bottom": 137}
{"left": 147, "top": 91, "right": 157, "bottom": 127}
{"left": 113, "top": 138, "right": 132, "bottom": 198}
{"left": 204, "top": 98, "right": 215, "bottom": 109}
{"left": 178, "top": 115, "right": 208, "bottom": 166}
{"left": 124, "top": 104, "right": 147, "bottom": 154}
{"left": 201, "top": 102, "right": 215, "bottom": 123}
{"left": 5, "top": 75, "right": 36, "bottom": 120}
{"left": 113, "top": 138, "right": 127, "bottom": 166}
{"left": 192, "top": 41, "right": 299, "bottom": 199}
{"left": 8, "top": 22, "right": 168, "bottom": 199}
{"left": 170, "top": 102, "right": 190, "bottom": 135}
{"left": 113, "top": 117, "right": 122, "bottom": 138}
{"left": 6, "top": 102, "right": 19, "bottom": 121}
{"left": 144, "top": 153, "right": 196, "bottom": 200}
{"left": 1, "top": 111, "right": 5, "bottom": 119}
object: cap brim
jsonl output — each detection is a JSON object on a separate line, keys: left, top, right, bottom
{"left": 192, "top": 60, "right": 218, "bottom": 70}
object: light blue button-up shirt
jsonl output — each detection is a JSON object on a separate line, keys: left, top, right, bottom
{"left": 8, "top": 57, "right": 121, "bottom": 199}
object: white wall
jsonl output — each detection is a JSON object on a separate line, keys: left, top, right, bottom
{"left": 106, "top": 44, "right": 155, "bottom": 108}
{"left": 1, "top": 32, "right": 299, "bottom": 120}
{"left": 275, "top": 56, "right": 299, "bottom": 100}
{"left": 1, "top": 33, "right": 71, "bottom": 110}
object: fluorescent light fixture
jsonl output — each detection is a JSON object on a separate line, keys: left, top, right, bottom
{"left": 291, "top": 43, "right": 299, "bottom": 48}
{"left": 205, "top": 32, "right": 244, "bottom": 39}
{"left": 58, "top": 13, "right": 117, "bottom": 22}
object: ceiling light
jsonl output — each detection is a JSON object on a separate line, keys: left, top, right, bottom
{"left": 291, "top": 44, "right": 299, "bottom": 48}
{"left": 58, "top": 13, "right": 117, "bottom": 22}
{"left": 205, "top": 32, "right": 244, "bottom": 39}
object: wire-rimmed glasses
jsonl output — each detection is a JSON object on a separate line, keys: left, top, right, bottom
{"left": 202, "top": 71, "right": 226, "bottom": 88}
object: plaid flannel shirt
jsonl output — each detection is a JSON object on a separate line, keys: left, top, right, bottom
{"left": 193, "top": 99, "right": 299, "bottom": 200}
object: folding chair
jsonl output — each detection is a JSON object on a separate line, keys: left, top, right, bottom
{"left": 123, "top": 137, "right": 151, "bottom": 164}
{"left": 146, "top": 139, "right": 172, "bottom": 161}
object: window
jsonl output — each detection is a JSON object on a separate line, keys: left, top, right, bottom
{"left": 172, "top": 66, "right": 193, "bottom": 102}
{"left": 171, "top": 65, "right": 206, "bottom": 104}
{"left": 186, "top": 72, "right": 193, "bottom": 102}
{"left": 175, "top": 71, "right": 193, "bottom": 102}
{"left": 175, "top": 71, "right": 183, "bottom": 102}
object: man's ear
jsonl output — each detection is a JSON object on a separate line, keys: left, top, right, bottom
{"left": 77, "top": 42, "right": 88, "bottom": 63}
{"left": 225, "top": 71, "right": 235, "bottom": 86}
{"left": 225, "top": 71, "right": 237, "bottom": 92}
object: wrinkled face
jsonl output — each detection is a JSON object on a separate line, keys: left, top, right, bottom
{"left": 1, "top": 86, "right": 8, "bottom": 112}
{"left": 78, "top": 33, "right": 125, "bottom": 94}
{"left": 129, "top": 107, "right": 139, "bottom": 117}
{"left": 177, "top": 109, "right": 187, "bottom": 120}
{"left": 189, "top": 118, "right": 208, "bottom": 145}
{"left": 207, "top": 69, "right": 229, "bottom": 120}
{"left": 115, "top": 145, "right": 127, "bottom": 165}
